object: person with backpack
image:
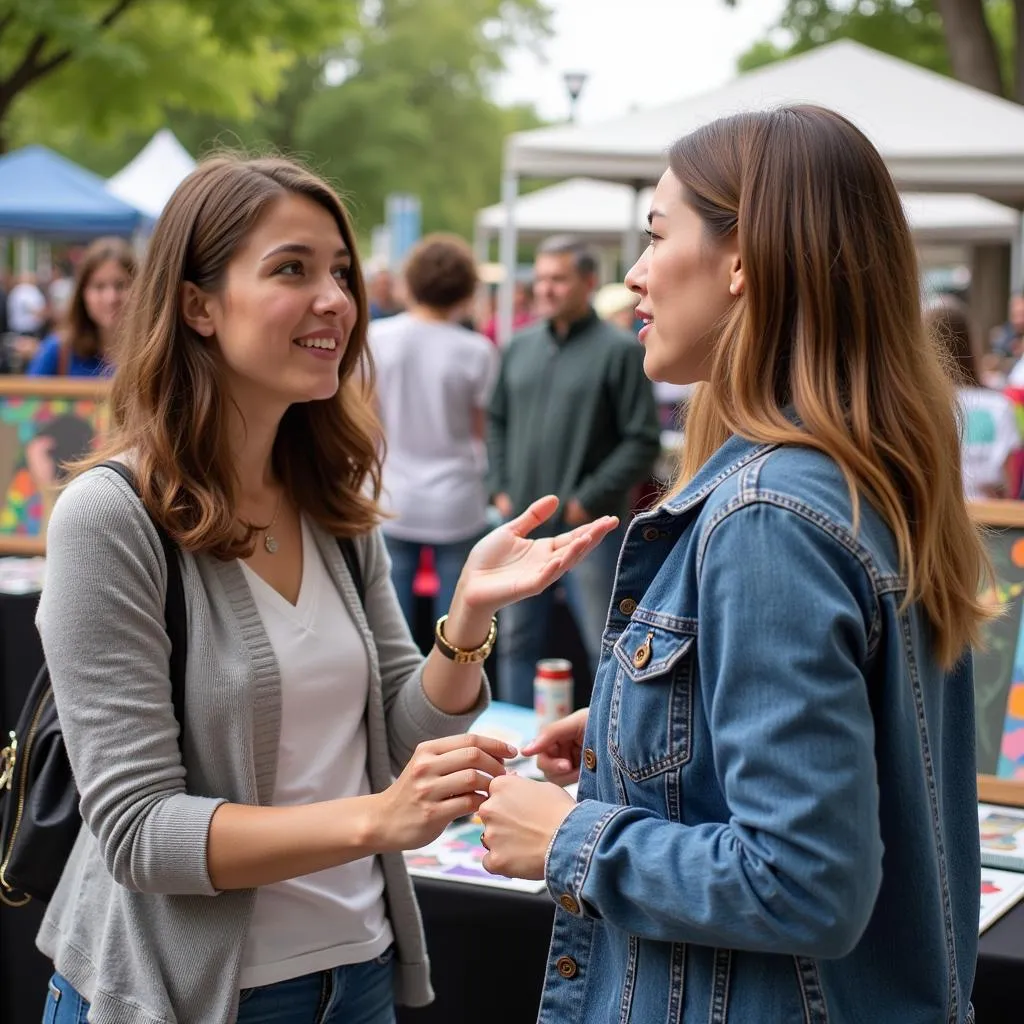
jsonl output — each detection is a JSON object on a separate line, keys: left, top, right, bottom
{"left": 25, "top": 154, "right": 617, "bottom": 1024}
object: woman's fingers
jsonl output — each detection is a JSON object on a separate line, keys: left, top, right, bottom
{"left": 436, "top": 768, "right": 497, "bottom": 799}
{"left": 432, "top": 745, "right": 509, "bottom": 781}
{"left": 419, "top": 733, "right": 518, "bottom": 761}
{"left": 551, "top": 516, "right": 618, "bottom": 551}
{"left": 505, "top": 495, "right": 560, "bottom": 538}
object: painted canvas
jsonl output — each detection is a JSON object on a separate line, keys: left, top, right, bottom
{"left": 972, "top": 503, "right": 1024, "bottom": 783}
{"left": 0, "top": 379, "right": 110, "bottom": 554}
{"left": 404, "top": 819, "right": 547, "bottom": 893}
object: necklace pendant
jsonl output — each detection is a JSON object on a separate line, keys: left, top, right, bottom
{"left": 264, "top": 534, "right": 279, "bottom": 554}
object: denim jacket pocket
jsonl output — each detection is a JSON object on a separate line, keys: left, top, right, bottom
{"left": 608, "top": 618, "right": 696, "bottom": 781}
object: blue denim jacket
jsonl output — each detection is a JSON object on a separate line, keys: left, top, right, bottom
{"left": 539, "top": 434, "right": 979, "bottom": 1024}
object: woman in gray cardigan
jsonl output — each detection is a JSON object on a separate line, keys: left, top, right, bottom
{"left": 34, "top": 154, "right": 618, "bottom": 1024}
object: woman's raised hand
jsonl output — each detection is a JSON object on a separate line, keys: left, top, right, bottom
{"left": 455, "top": 496, "right": 618, "bottom": 614}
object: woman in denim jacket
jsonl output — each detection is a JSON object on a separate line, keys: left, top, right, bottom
{"left": 478, "top": 105, "right": 987, "bottom": 1023}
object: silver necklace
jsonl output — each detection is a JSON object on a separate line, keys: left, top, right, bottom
{"left": 263, "top": 492, "right": 284, "bottom": 554}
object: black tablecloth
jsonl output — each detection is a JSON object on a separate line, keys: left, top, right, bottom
{"left": 3, "top": 588, "right": 1023, "bottom": 1022}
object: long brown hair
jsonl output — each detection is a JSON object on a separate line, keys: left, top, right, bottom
{"left": 75, "top": 153, "right": 383, "bottom": 558}
{"left": 668, "top": 105, "right": 988, "bottom": 668}
{"left": 61, "top": 236, "right": 136, "bottom": 362}
{"left": 924, "top": 294, "right": 982, "bottom": 388}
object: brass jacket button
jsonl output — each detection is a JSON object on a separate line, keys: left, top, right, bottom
{"left": 618, "top": 597, "right": 637, "bottom": 616}
{"left": 559, "top": 893, "right": 581, "bottom": 915}
{"left": 633, "top": 634, "right": 653, "bottom": 668}
{"left": 642, "top": 526, "right": 660, "bottom": 541}
{"left": 582, "top": 748, "right": 597, "bottom": 771}
{"left": 556, "top": 955, "right": 578, "bottom": 978}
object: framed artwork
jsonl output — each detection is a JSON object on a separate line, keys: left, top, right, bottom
{"left": 970, "top": 500, "right": 1024, "bottom": 807}
{"left": 0, "top": 377, "right": 111, "bottom": 555}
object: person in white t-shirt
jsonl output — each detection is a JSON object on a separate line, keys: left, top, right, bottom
{"left": 370, "top": 236, "right": 499, "bottom": 627}
{"left": 6, "top": 272, "right": 47, "bottom": 336}
{"left": 927, "top": 294, "right": 1022, "bottom": 499}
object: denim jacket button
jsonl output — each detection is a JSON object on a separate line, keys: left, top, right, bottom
{"left": 559, "top": 893, "right": 581, "bottom": 915}
{"left": 632, "top": 634, "right": 653, "bottom": 668}
{"left": 556, "top": 955, "right": 578, "bottom": 978}
{"left": 618, "top": 597, "right": 637, "bottom": 616}
{"left": 642, "top": 526, "right": 661, "bottom": 541}
{"left": 582, "top": 748, "right": 597, "bottom": 771}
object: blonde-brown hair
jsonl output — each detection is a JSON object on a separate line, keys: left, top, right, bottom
{"left": 667, "top": 105, "right": 988, "bottom": 668}
{"left": 924, "top": 294, "right": 982, "bottom": 388}
{"left": 75, "top": 153, "right": 382, "bottom": 558}
{"left": 61, "top": 236, "right": 137, "bottom": 362}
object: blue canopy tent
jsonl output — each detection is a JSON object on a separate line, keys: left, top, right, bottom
{"left": 0, "top": 144, "right": 147, "bottom": 238}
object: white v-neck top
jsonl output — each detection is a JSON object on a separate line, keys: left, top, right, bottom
{"left": 237, "top": 518, "right": 392, "bottom": 988}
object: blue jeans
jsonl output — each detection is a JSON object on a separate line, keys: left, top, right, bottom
{"left": 384, "top": 534, "right": 477, "bottom": 628}
{"left": 497, "top": 521, "right": 626, "bottom": 707}
{"left": 42, "top": 949, "right": 396, "bottom": 1024}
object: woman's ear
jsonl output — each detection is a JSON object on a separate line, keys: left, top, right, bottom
{"left": 728, "top": 256, "right": 745, "bottom": 298}
{"left": 180, "top": 282, "right": 216, "bottom": 337}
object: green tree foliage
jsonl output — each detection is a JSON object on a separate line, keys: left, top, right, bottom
{"left": 33, "top": 0, "right": 552, "bottom": 241}
{"left": 0, "top": 0, "right": 358, "bottom": 152}
{"left": 731, "top": 1, "right": 1019, "bottom": 102}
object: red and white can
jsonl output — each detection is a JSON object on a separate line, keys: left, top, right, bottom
{"left": 534, "top": 659, "right": 574, "bottom": 728}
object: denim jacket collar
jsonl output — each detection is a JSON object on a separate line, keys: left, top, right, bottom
{"left": 660, "top": 433, "right": 778, "bottom": 515}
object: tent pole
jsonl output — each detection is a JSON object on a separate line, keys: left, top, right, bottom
{"left": 498, "top": 170, "right": 519, "bottom": 346}
{"left": 1013, "top": 210, "right": 1024, "bottom": 293}
{"left": 473, "top": 219, "right": 488, "bottom": 264}
{"left": 620, "top": 181, "right": 643, "bottom": 274}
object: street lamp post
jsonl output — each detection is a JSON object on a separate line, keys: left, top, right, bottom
{"left": 563, "top": 71, "right": 588, "bottom": 123}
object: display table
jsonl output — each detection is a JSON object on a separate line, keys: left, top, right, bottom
{"left": 3, "top": 588, "right": 1023, "bottom": 1023}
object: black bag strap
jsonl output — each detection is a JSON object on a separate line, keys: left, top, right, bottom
{"left": 337, "top": 537, "right": 365, "bottom": 608}
{"left": 98, "top": 461, "right": 187, "bottom": 741}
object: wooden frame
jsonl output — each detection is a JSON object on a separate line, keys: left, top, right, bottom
{"left": 970, "top": 499, "right": 1024, "bottom": 807}
{"left": 0, "top": 377, "right": 111, "bottom": 555}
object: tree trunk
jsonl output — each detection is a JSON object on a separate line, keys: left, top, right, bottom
{"left": 1015, "top": 0, "right": 1024, "bottom": 102}
{"left": 934, "top": 0, "right": 1005, "bottom": 97}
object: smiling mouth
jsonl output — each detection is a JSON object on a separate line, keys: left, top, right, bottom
{"left": 293, "top": 333, "right": 339, "bottom": 351}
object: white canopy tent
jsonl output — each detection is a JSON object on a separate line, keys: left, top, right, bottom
{"left": 107, "top": 129, "right": 196, "bottom": 220}
{"left": 477, "top": 177, "right": 1019, "bottom": 250}
{"left": 496, "top": 40, "right": 1024, "bottom": 337}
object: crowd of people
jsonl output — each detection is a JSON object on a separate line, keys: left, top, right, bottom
{"left": 0, "top": 103, "right": 1006, "bottom": 1024}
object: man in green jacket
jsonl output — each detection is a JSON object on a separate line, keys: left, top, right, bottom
{"left": 488, "top": 236, "right": 661, "bottom": 706}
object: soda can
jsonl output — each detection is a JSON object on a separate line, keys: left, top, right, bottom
{"left": 534, "top": 659, "right": 574, "bottom": 728}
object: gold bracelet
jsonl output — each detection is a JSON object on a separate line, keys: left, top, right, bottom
{"left": 434, "top": 614, "right": 497, "bottom": 665}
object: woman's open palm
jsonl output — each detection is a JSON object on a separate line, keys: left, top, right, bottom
{"left": 457, "top": 496, "right": 619, "bottom": 612}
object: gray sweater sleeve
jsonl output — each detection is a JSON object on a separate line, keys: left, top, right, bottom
{"left": 356, "top": 529, "right": 490, "bottom": 775}
{"left": 36, "top": 470, "right": 225, "bottom": 896}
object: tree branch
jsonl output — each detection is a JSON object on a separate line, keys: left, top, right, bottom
{"left": 0, "top": 0, "right": 139, "bottom": 106}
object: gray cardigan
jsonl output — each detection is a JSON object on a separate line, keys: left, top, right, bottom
{"left": 34, "top": 466, "right": 489, "bottom": 1023}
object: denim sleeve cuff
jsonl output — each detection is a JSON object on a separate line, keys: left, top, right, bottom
{"left": 544, "top": 798, "right": 629, "bottom": 917}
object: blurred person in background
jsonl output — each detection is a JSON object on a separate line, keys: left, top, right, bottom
{"left": 992, "top": 291, "right": 1024, "bottom": 364}
{"left": 927, "top": 293, "right": 1022, "bottom": 499}
{"left": 370, "top": 234, "right": 498, "bottom": 628}
{"left": 480, "top": 279, "right": 534, "bottom": 345}
{"left": 27, "top": 237, "right": 136, "bottom": 377}
{"left": 47, "top": 260, "right": 76, "bottom": 321}
{"left": 367, "top": 266, "right": 403, "bottom": 320}
{"left": 6, "top": 270, "right": 47, "bottom": 338}
{"left": 487, "top": 235, "right": 660, "bottom": 706}
{"left": 594, "top": 281, "right": 639, "bottom": 331}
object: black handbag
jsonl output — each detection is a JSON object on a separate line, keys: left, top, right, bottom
{"left": 0, "top": 461, "right": 186, "bottom": 906}
{"left": 0, "top": 457, "right": 366, "bottom": 907}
